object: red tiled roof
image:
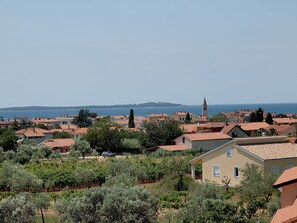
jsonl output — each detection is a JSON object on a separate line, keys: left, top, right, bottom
{"left": 183, "top": 132, "right": 232, "bottom": 141}
{"left": 273, "top": 118, "right": 297, "bottom": 124}
{"left": 159, "top": 145, "right": 190, "bottom": 151}
{"left": 240, "top": 122, "right": 270, "bottom": 131}
{"left": 271, "top": 199, "right": 297, "bottom": 223}
{"left": 41, "top": 139, "right": 75, "bottom": 148}
{"left": 274, "top": 166, "right": 297, "bottom": 188}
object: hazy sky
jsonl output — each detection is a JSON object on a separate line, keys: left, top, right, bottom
{"left": 1, "top": 0, "right": 297, "bottom": 107}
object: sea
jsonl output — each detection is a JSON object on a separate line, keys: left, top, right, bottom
{"left": 0, "top": 103, "right": 297, "bottom": 120}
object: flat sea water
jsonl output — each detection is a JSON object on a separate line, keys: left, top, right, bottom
{"left": 0, "top": 103, "right": 297, "bottom": 120}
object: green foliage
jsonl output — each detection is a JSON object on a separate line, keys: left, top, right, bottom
{"left": 73, "top": 109, "right": 93, "bottom": 127}
{"left": 71, "top": 140, "right": 92, "bottom": 159}
{"left": 55, "top": 186, "right": 158, "bottom": 223}
{"left": 267, "top": 197, "right": 281, "bottom": 217}
{"left": 161, "top": 157, "right": 192, "bottom": 192}
{"left": 85, "top": 121, "right": 123, "bottom": 152}
{"left": 0, "top": 130, "right": 18, "bottom": 152}
{"left": 159, "top": 191, "right": 187, "bottom": 209}
{"left": 128, "top": 108, "right": 135, "bottom": 128}
{"left": 184, "top": 112, "right": 191, "bottom": 124}
{"left": 104, "top": 173, "right": 138, "bottom": 187}
{"left": 34, "top": 192, "right": 51, "bottom": 223}
{"left": 139, "top": 119, "right": 183, "bottom": 148}
{"left": 50, "top": 151, "right": 61, "bottom": 160}
{"left": 265, "top": 112, "right": 273, "bottom": 125}
{"left": 0, "top": 192, "right": 36, "bottom": 223}
{"left": 249, "top": 112, "right": 257, "bottom": 122}
{"left": 208, "top": 114, "right": 227, "bottom": 122}
{"left": 237, "top": 163, "right": 278, "bottom": 220}
{"left": 178, "top": 182, "right": 244, "bottom": 223}
{"left": 40, "top": 146, "right": 52, "bottom": 160}
{"left": 74, "top": 167, "right": 96, "bottom": 187}
{"left": 0, "top": 162, "right": 43, "bottom": 192}
{"left": 256, "top": 107, "right": 264, "bottom": 122}
{"left": 53, "top": 131, "right": 72, "bottom": 139}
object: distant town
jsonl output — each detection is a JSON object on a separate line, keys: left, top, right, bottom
{"left": 1, "top": 98, "right": 297, "bottom": 222}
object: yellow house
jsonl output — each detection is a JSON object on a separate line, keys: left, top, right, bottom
{"left": 190, "top": 141, "right": 297, "bottom": 186}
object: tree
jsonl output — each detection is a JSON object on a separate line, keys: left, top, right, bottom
{"left": 0, "top": 162, "right": 43, "bottom": 192}
{"left": 184, "top": 112, "right": 191, "bottom": 124}
{"left": 256, "top": 107, "right": 264, "bottom": 122}
{"left": 139, "top": 119, "right": 183, "bottom": 148}
{"left": 177, "top": 182, "right": 243, "bottom": 222}
{"left": 249, "top": 112, "right": 257, "bottom": 122}
{"left": 53, "top": 131, "right": 72, "bottom": 139}
{"left": 265, "top": 112, "right": 273, "bottom": 125}
{"left": 55, "top": 186, "right": 158, "bottom": 223}
{"left": 74, "top": 167, "right": 96, "bottom": 188}
{"left": 0, "top": 131, "right": 18, "bottom": 151}
{"left": 71, "top": 140, "right": 92, "bottom": 159}
{"left": 128, "top": 109, "right": 135, "bottom": 128}
{"left": 0, "top": 193, "right": 36, "bottom": 223}
{"left": 73, "top": 109, "right": 93, "bottom": 127}
{"left": 40, "top": 146, "right": 52, "bottom": 160}
{"left": 238, "top": 163, "right": 277, "bottom": 219}
{"left": 85, "top": 120, "right": 123, "bottom": 152}
{"left": 34, "top": 193, "right": 51, "bottom": 223}
{"left": 165, "top": 157, "right": 191, "bottom": 191}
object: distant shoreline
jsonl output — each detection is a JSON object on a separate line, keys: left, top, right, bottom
{"left": 0, "top": 102, "right": 183, "bottom": 111}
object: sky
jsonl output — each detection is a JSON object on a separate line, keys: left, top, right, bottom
{"left": 0, "top": 0, "right": 297, "bottom": 107}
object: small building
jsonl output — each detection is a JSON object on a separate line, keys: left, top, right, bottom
{"left": 55, "top": 114, "right": 76, "bottom": 126}
{"left": 221, "top": 124, "right": 248, "bottom": 138}
{"left": 271, "top": 166, "right": 297, "bottom": 223}
{"left": 264, "top": 124, "right": 297, "bottom": 137}
{"left": 273, "top": 118, "right": 297, "bottom": 126}
{"left": 31, "top": 118, "right": 60, "bottom": 129}
{"left": 16, "top": 127, "right": 53, "bottom": 144}
{"left": 72, "top": 128, "right": 88, "bottom": 140}
{"left": 239, "top": 122, "right": 270, "bottom": 136}
{"left": 171, "top": 111, "right": 192, "bottom": 122}
{"left": 190, "top": 141, "right": 297, "bottom": 186}
{"left": 175, "top": 132, "right": 232, "bottom": 152}
{"left": 40, "top": 138, "right": 75, "bottom": 153}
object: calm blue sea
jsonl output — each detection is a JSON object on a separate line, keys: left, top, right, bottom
{"left": 0, "top": 103, "right": 297, "bottom": 120}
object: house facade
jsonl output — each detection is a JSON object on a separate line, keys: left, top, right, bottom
{"left": 175, "top": 132, "right": 232, "bottom": 152}
{"left": 190, "top": 141, "right": 297, "bottom": 186}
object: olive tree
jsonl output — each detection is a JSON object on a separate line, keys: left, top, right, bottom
{"left": 55, "top": 186, "right": 158, "bottom": 223}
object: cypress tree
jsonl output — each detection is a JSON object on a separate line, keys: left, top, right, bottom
{"left": 185, "top": 112, "right": 191, "bottom": 124}
{"left": 128, "top": 109, "right": 135, "bottom": 128}
{"left": 256, "top": 108, "right": 264, "bottom": 122}
{"left": 249, "top": 112, "right": 257, "bottom": 122}
{"left": 265, "top": 112, "right": 273, "bottom": 125}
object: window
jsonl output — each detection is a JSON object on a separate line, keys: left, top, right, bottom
{"left": 226, "top": 148, "right": 232, "bottom": 157}
{"left": 182, "top": 137, "right": 185, "bottom": 143}
{"left": 232, "top": 132, "right": 238, "bottom": 137}
{"left": 213, "top": 165, "right": 220, "bottom": 177}
{"left": 234, "top": 167, "right": 239, "bottom": 178}
{"left": 271, "top": 166, "right": 280, "bottom": 175}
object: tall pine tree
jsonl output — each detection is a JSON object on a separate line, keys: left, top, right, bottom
{"left": 128, "top": 109, "right": 135, "bottom": 128}
{"left": 265, "top": 112, "right": 273, "bottom": 125}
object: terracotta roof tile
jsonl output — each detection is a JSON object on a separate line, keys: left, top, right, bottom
{"left": 158, "top": 145, "right": 190, "bottom": 151}
{"left": 183, "top": 132, "right": 232, "bottom": 141}
{"left": 274, "top": 166, "right": 297, "bottom": 187}
{"left": 240, "top": 122, "right": 270, "bottom": 131}
{"left": 241, "top": 143, "right": 297, "bottom": 160}
{"left": 271, "top": 199, "right": 297, "bottom": 223}
{"left": 273, "top": 118, "right": 297, "bottom": 124}
{"left": 41, "top": 139, "right": 75, "bottom": 148}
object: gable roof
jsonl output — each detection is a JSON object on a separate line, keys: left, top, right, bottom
{"left": 240, "top": 122, "right": 270, "bottom": 131}
{"left": 180, "top": 124, "right": 198, "bottom": 133}
{"left": 273, "top": 118, "right": 297, "bottom": 124}
{"left": 159, "top": 145, "right": 190, "bottom": 151}
{"left": 241, "top": 143, "right": 297, "bottom": 161}
{"left": 221, "top": 124, "right": 247, "bottom": 135}
{"left": 189, "top": 140, "right": 237, "bottom": 164}
{"left": 40, "top": 139, "right": 75, "bottom": 148}
{"left": 271, "top": 199, "right": 297, "bottom": 223}
{"left": 183, "top": 132, "right": 232, "bottom": 141}
{"left": 274, "top": 166, "right": 297, "bottom": 188}
{"left": 16, "top": 128, "right": 50, "bottom": 137}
